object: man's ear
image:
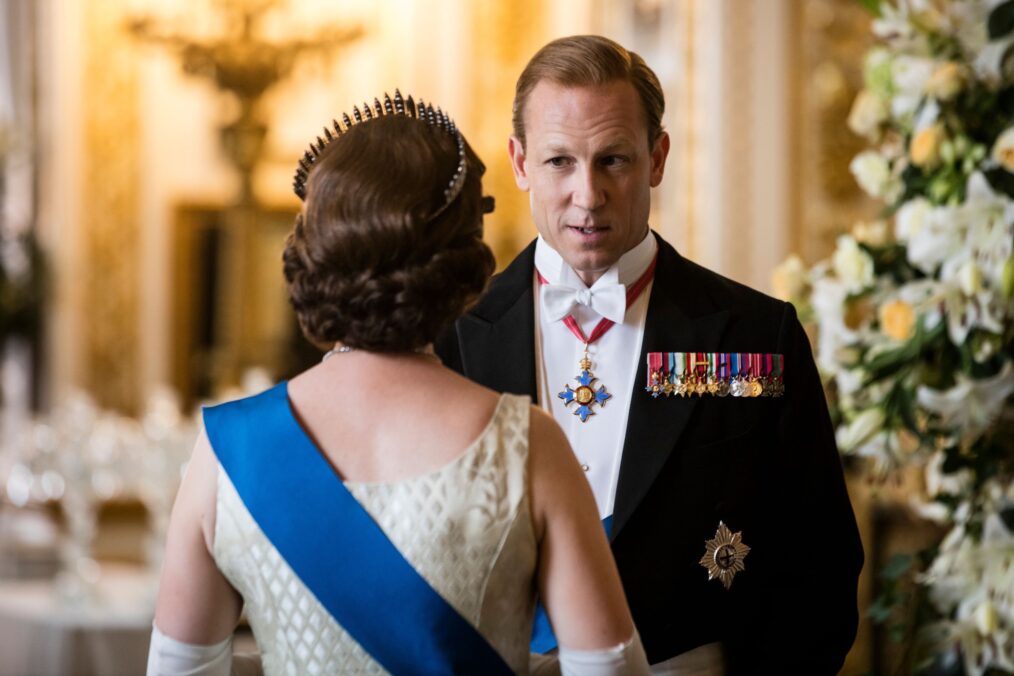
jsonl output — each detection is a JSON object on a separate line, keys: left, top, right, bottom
{"left": 507, "top": 136, "right": 530, "bottom": 191}
{"left": 649, "top": 131, "right": 670, "bottom": 188}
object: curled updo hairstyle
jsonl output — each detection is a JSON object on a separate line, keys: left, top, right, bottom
{"left": 283, "top": 114, "right": 495, "bottom": 351}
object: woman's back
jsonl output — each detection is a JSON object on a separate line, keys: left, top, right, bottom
{"left": 210, "top": 362, "right": 538, "bottom": 673}
{"left": 285, "top": 351, "right": 505, "bottom": 484}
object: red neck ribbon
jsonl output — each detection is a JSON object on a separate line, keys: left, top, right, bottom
{"left": 536, "top": 253, "right": 658, "bottom": 347}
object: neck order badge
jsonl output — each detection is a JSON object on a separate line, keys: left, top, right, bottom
{"left": 538, "top": 255, "right": 658, "bottom": 422}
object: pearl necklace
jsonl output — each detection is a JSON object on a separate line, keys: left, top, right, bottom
{"left": 321, "top": 345, "right": 440, "bottom": 363}
{"left": 321, "top": 345, "right": 355, "bottom": 361}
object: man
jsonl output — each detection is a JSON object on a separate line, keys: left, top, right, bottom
{"left": 436, "top": 35, "right": 863, "bottom": 674}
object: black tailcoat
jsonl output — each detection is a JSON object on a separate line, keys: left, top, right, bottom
{"left": 436, "top": 234, "right": 864, "bottom": 674}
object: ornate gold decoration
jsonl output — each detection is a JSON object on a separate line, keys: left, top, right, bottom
{"left": 789, "top": 0, "right": 875, "bottom": 262}
{"left": 468, "top": 1, "right": 544, "bottom": 265}
{"left": 82, "top": 0, "right": 142, "bottom": 412}
{"left": 129, "top": 0, "right": 362, "bottom": 207}
{"left": 130, "top": 0, "right": 362, "bottom": 392}
{"left": 699, "top": 520, "right": 750, "bottom": 590}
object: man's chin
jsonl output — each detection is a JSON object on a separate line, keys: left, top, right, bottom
{"left": 566, "top": 256, "right": 617, "bottom": 283}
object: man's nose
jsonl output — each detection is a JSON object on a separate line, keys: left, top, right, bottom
{"left": 571, "top": 166, "right": 605, "bottom": 210}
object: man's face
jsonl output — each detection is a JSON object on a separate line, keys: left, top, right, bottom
{"left": 509, "top": 79, "right": 670, "bottom": 285}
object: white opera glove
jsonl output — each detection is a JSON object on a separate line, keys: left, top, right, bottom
{"left": 559, "top": 629, "right": 650, "bottom": 676}
{"left": 147, "top": 623, "right": 233, "bottom": 676}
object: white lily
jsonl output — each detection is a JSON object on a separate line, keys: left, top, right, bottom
{"left": 916, "top": 361, "right": 1014, "bottom": 440}
{"left": 905, "top": 203, "right": 965, "bottom": 273}
{"left": 925, "top": 449, "right": 974, "bottom": 499}
{"left": 836, "top": 407, "right": 886, "bottom": 453}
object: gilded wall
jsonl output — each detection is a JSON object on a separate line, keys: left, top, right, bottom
{"left": 80, "top": 0, "right": 142, "bottom": 412}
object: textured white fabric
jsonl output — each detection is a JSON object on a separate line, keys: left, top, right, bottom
{"left": 558, "top": 630, "right": 650, "bottom": 676}
{"left": 534, "top": 232, "right": 657, "bottom": 518}
{"left": 540, "top": 279, "right": 627, "bottom": 324}
{"left": 211, "top": 393, "right": 537, "bottom": 675}
{"left": 146, "top": 623, "right": 232, "bottom": 676}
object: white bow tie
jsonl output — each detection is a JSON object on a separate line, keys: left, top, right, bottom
{"left": 540, "top": 280, "right": 627, "bottom": 324}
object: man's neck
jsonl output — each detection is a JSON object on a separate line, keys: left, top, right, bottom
{"left": 575, "top": 268, "right": 608, "bottom": 287}
{"left": 534, "top": 230, "right": 656, "bottom": 288}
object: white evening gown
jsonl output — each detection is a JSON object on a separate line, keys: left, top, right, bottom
{"left": 211, "top": 393, "right": 538, "bottom": 675}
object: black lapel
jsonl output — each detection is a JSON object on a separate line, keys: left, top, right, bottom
{"left": 610, "top": 238, "right": 730, "bottom": 539}
{"left": 456, "top": 240, "right": 538, "bottom": 399}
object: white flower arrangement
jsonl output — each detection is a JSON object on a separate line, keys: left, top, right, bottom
{"left": 777, "top": 1, "right": 1014, "bottom": 672}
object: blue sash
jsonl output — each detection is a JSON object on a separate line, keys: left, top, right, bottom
{"left": 530, "top": 515, "right": 613, "bottom": 653}
{"left": 204, "top": 382, "right": 513, "bottom": 675}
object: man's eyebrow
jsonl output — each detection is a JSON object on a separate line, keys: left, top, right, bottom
{"left": 542, "top": 144, "right": 571, "bottom": 156}
{"left": 596, "top": 140, "right": 635, "bottom": 155}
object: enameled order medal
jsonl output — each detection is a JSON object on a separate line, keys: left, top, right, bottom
{"left": 541, "top": 254, "right": 658, "bottom": 423}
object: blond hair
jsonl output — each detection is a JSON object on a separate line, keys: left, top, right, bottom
{"left": 512, "top": 35, "right": 665, "bottom": 149}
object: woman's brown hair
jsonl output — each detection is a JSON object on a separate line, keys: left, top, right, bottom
{"left": 282, "top": 113, "right": 494, "bottom": 351}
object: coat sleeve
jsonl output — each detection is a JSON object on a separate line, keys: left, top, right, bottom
{"left": 727, "top": 302, "right": 864, "bottom": 674}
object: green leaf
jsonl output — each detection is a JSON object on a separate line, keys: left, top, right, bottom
{"left": 941, "top": 447, "right": 966, "bottom": 473}
{"left": 868, "top": 596, "right": 894, "bottom": 624}
{"left": 989, "top": 0, "right": 1014, "bottom": 40}
{"left": 998, "top": 86, "right": 1014, "bottom": 117}
{"left": 882, "top": 553, "right": 913, "bottom": 581}
{"left": 984, "top": 167, "right": 1014, "bottom": 200}
{"left": 858, "top": 0, "right": 882, "bottom": 17}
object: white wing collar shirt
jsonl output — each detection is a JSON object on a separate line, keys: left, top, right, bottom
{"left": 533, "top": 231, "right": 657, "bottom": 520}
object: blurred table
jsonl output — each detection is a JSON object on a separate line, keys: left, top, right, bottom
{"left": 0, "top": 563, "right": 154, "bottom": 676}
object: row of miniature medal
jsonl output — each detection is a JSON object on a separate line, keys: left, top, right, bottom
{"left": 646, "top": 352, "right": 785, "bottom": 399}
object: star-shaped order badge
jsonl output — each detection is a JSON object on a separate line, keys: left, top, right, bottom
{"left": 558, "top": 354, "right": 612, "bottom": 422}
{"left": 699, "top": 521, "right": 750, "bottom": 590}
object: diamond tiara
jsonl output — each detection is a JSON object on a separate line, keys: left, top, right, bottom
{"left": 292, "top": 90, "right": 467, "bottom": 221}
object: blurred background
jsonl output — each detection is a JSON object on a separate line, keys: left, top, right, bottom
{"left": 2, "top": 0, "right": 1011, "bottom": 674}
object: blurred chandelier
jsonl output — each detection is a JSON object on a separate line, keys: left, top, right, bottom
{"left": 129, "top": 0, "right": 363, "bottom": 206}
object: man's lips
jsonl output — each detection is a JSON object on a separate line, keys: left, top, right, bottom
{"left": 566, "top": 225, "right": 610, "bottom": 235}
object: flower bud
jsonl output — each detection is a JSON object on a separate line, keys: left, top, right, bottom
{"left": 958, "top": 260, "right": 984, "bottom": 296}
{"left": 975, "top": 600, "right": 999, "bottom": 636}
{"left": 991, "top": 127, "right": 1014, "bottom": 173}
{"left": 848, "top": 90, "right": 889, "bottom": 140}
{"left": 911, "top": 124, "right": 946, "bottom": 170}
{"left": 926, "top": 62, "right": 964, "bottom": 101}
{"left": 852, "top": 219, "right": 891, "bottom": 246}
{"left": 1002, "top": 254, "right": 1014, "bottom": 298}
{"left": 878, "top": 299, "right": 916, "bottom": 341}
{"left": 772, "top": 255, "right": 808, "bottom": 302}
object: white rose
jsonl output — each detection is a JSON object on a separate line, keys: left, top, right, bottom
{"left": 895, "top": 197, "right": 932, "bottom": 243}
{"left": 836, "top": 408, "right": 886, "bottom": 452}
{"left": 892, "top": 56, "right": 935, "bottom": 94}
{"left": 850, "top": 151, "right": 901, "bottom": 201}
{"left": 831, "top": 235, "right": 875, "bottom": 292}
{"left": 847, "top": 90, "right": 889, "bottom": 139}
{"left": 991, "top": 126, "right": 1014, "bottom": 173}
